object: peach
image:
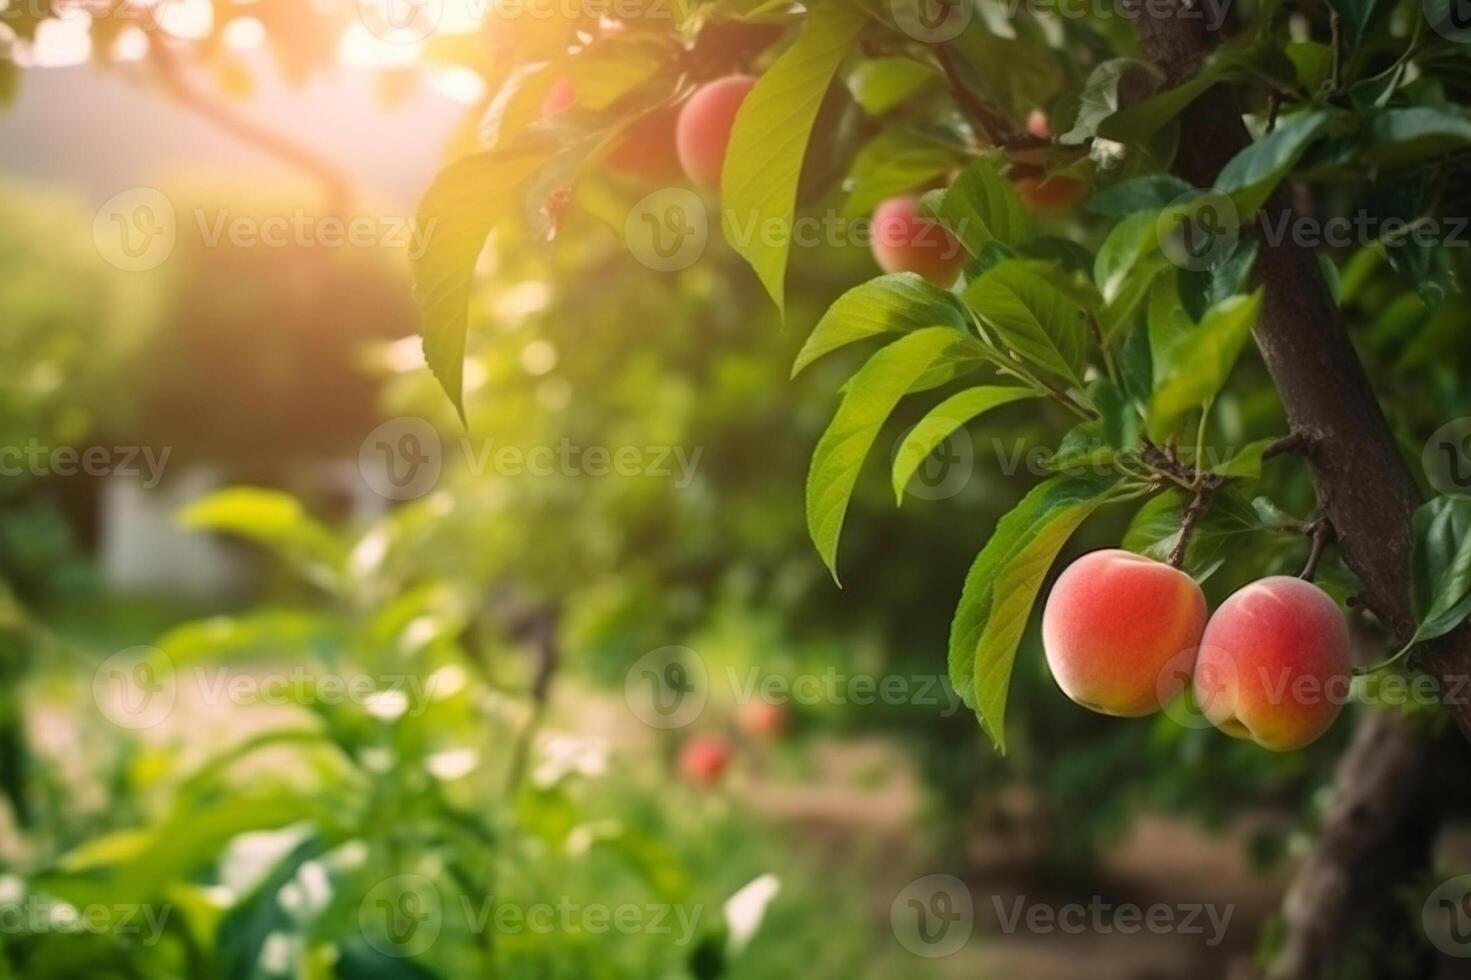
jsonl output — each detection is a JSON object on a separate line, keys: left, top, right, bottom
{"left": 737, "top": 700, "right": 789, "bottom": 738}
{"left": 1026, "top": 109, "right": 1051, "bottom": 140}
{"left": 679, "top": 736, "right": 731, "bottom": 784}
{"left": 1193, "top": 577, "right": 1351, "bottom": 751}
{"left": 540, "top": 77, "right": 575, "bottom": 118}
{"left": 869, "top": 195, "right": 967, "bottom": 286}
{"left": 675, "top": 74, "right": 756, "bottom": 191}
{"left": 606, "top": 107, "right": 685, "bottom": 184}
{"left": 1041, "top": 549, "right": 1208, "bottom": 717}
{"left": 1013, "top": 175, "right": 1088, "bottom": 214}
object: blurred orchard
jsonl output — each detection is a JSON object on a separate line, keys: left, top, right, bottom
{"left": 4, "top": 1, "right": 1471, "bottom": 978}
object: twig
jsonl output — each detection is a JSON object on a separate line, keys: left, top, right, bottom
{"left": 1299, "top": 517, "right": 1334, "bottom": 582}
{"left": 1168, "top": 481, "right": 1216, "bottom": 568}
{"left": 934, "top": 43, "right": 1040, "bottom": 150}
{"left": 147, "top": 42, "right": 353, "bottom": 215}
{"left": 1264, "top": 429, "right": 1318, "bottom": 459}
{"left": 1328, "top": 11, "right": 1344, "bottom": 95}
{"left": 503, "top": 612, "right": 559, "bottom": 797}
{"left": 1087, "top": 314, "right": 1117, "bottom": 383}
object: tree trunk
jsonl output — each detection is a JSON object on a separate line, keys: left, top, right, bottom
{"left": 1121, "top": 4, "right": 1471, "bottom": 977}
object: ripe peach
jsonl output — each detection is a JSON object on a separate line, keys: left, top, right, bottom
{"left": 606, "top": 107, "right": 685, "bottom": 184}
{"left": 869, "top": 195, "right": 967, "bottom": 286}
{"left": 679, "top": 736, "right": 731, "bottom": 784}
{"left": 1041, "top": 550, "right": 1208, "bottom": 717}
{"left": 1013, "top": 175, "right": 1088, "bottom": 215}
{"left": 737, "top": 700, "right": 790, "bottom": 738}
{"left": 540, "top": 77, "right": 575, "bottom": 118}
{"left": 1193, "top": 577, "right": 1351, "bottom": 751}
{"left": 1025, "top": 109, "right": 1051, "bottom": 140}
{"left": 675, "top": 74, "right": 756, "bottom": 191}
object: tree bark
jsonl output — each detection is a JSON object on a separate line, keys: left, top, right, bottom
{"left": 1120, "top": 4, "right": 1471, "bottom": 977}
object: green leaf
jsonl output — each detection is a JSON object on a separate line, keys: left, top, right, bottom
{"left": 842, "top": 129, "right": 957, "bottom": 218}
{"left": 1411, "top": 496, "right": 1471, "bottom": 643}
{"left": 1212, "top": 436, "right": 1274, "bottom": 478}
{"left": 807, "top": 328, "right": 976, "bottom": 582}
{"left": 793, "top": 273, "right": 969, "bottom": 377}
{"left": 891, "top": 386, "right": 1040, "bottom": 503}
{"left": 180, "top": 488, "right": 346, "bottom": 589}
{"left": 1123, "top": 486, "right": 1268, "bottom": 572}
{"left": 1364, "top": 107, "right": 1471, "bottom": 170}
{"left": 948, "top": 475, "right": 1120, "bottom": 750}
{"left": 918, "top": 156, "right": 1030, "bottom": 256}
{"left": 848, "top": 57, "right": 940, "bottom": 115}
{"left": 1149, "top": 290, "right": 1263, "bottom": 436}
{"left": 1285, "top": 41, "right": 1333, "bottom": 92}
{"left": 1094, "top": 210, "right": 1163, "bottom": 304}
{"left": 965, "top": 261, "right": 1089, "bottom": 387}
{"left": 1088, "top": 176, "right": 1193, "bottom": 218}
{"left": 1214, "top": 110, "right": 1333, "bottom": 214}
{"left": 1061, "top": 59, "right": 1162, "bottom": 145}
{"left": 414, "top": 147, "right": 550, "bottom": 420}
{"left": 722, "top": 3, "right": 869, "bottom": 314}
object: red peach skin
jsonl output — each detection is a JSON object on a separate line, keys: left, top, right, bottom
{"left": 1013, "top": 175, "right": 1088, "bottom": 215}
{"left": 1042, "top": 550, "right": 1208, "bottom": 717}
{"left": 869, "top": 195, "right": 968, "bottom": 286}
{"left": 675, "top": 75, "right": 756, "bottom": 191}
{"left": 1193, "top": 576, "right": 1351, "bottom": 751}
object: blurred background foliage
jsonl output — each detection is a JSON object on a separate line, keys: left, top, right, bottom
{"left": 4, "top": 0, "right": 1471, "bottom": 977}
